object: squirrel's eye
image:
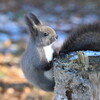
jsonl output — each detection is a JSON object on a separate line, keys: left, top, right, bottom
{"left": 44, "top": 32, "right": 49, "bottom": 36}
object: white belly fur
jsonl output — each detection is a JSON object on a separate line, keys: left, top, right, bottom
{"left": 43, "top": 43, "right": 55, "bottom": 80}
{"left": 43, "top": 44, "right": 54, "bottom": 62}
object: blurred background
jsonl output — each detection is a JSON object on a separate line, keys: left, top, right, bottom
{"left": 0, "top": 0, "right": 100, "bottom": 100}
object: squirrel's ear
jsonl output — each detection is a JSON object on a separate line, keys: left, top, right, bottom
{"left": 25, "top": 13, "right": 41, "bottom": 26}
{"left": 25, "top": 13, "right": 42, "bottom": 28}
{"left": 25, "top": 13, "right": 38, "bottom": 37}
{"left": 28, "top": 13, "right": 41, "bottom": 25}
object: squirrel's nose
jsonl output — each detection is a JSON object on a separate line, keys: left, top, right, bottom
{"left": 56, "top": 35, "right": 58, "bottom": 39}
{"left": 50, "top": 35, "right": 58, "bottom": 42}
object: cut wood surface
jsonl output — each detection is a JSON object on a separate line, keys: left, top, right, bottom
{"left": 54, "top": 51, "right": 100, "bottom": 100}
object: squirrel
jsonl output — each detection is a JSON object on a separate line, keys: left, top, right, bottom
{"left": 21, "top": 13, "right": 58, "bottom": 91}
{"left": 21, "top": 13, "right": 100, "bottom": 92}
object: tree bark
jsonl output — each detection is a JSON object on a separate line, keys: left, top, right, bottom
{"left": 54, "top": 51, "right": 100, "bottom": 100}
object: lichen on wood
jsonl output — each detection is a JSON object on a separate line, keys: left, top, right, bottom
{"left": 54, "top": 51, "right": 100, "bottom": 100}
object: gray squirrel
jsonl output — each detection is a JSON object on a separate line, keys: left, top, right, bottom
{"left": 21, "top": 13, "right": 58, "bottom": 91}
{"left": 21, "top": 13, "right": 100, "bottom": 92}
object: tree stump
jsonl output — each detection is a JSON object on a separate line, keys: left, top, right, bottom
{"left": 54, "top": 51, "right": 100, "bottom": 100}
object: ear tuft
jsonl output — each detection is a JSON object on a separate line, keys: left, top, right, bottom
{"left": 25, "top": 13, "right": 33, "bottom": 27}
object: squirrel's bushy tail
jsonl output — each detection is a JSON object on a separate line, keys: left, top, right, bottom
{"left": 60, "top": 23, "right": 100, "bottom": 54}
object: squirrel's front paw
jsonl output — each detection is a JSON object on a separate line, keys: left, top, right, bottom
{"left": 59, "top": 52, "right": 66, "bottom": 58}
{"left": 53, "top": 51, "right": 60, "bottom": 59}
{"left": 43, "top": 61, "right": 53, "bottom": 71}
{"left": 36, "top": 61, "right": 53, "bottom": 71}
